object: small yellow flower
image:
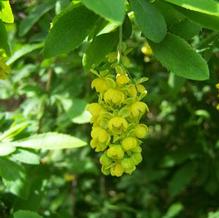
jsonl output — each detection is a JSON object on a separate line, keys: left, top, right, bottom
{"left": 129, "top": 101, "right": 149, "bottom": 118}
{"left": 87, "top": 103, "right": 104, "bottom": 121}
{"left": 134, "top": 124, "right": 148, "bottom": 139}
{"left": 121, "top": 137, "right": 138, "bottom": 151}
{"left": 110, "top": 163, "right": 124, "bottom": 177}
{"left": 136, "top": 84, "right": 147, "bottom": 96}
{"left": 64, "top": 174, "right": 76, "bottom": 182}
{"left": 141, "top": 43, "right": 153, "bottom": 56}
{"left": 104, "top": 88, "right": 125, "bottom": 105}
{"left": 107, "top": 145, "right": 124, "bottom": 159}
{"left": 90, "top": 139, "right": 108, "bottom": 152}
{"left": 91, "top": 78, "right": 111, "bottom": 93}
{"left": 131, "top": 153, "right": 142, "bottom": 165}
{"left": 121, "top": 158, "right": 136, "bottom": 174}
{"left": 108, "top": 116, "right": 128, "bottom": 134}
{"left": 127, "top": 84, "right": 137, "bottom": 97}
{"left": 106, "top": 52, "right": 117, "bottom": 63}
{"left": 116, "top": 73, "right": 130, "bottom": 86}
{"left": 91, "top": 127, "right": 110, "bottom": 144}
{"left": 131, "top": 146, "right": 142, "bottom": 153}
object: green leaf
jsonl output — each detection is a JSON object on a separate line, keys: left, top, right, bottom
{"left": 0, "top": 157, "right": 28, "bottom": 198}
{"left": 83, "top": 31, "right": 119, "bottom": 69}
{"left": 163, "top": 202, "right": 184, "bottom": 218}
{"left": 81, "top": 0, "right": 125, "bottom": 24}
{"left": 154, "top": 1, "right": 185, "bottom": 26}
{"left": 0, "top": 143, "right": 16, "bottom": 156}
{"left": 170, "top": 19, "right": 202, "bottom": 40}
{"left": 7, "top": 43, "right": 43, "bottom": 65}
{"left": 149, "top": 33, "right": 209, "bottom": 80}
{"left": 11, "top": 149, "right": 40, "bottom": 165}
{"left": 130, "top": 0, "right": 167, "bottom": 43}
{"left": 0, "top": 57, "right": 10, "bottom": 79}
{"left": 14, "top": 210, "right": 43, "bottom": 218}
{"left": 0, "top": 20, "right": 10, "bottom": 55}
{"left": 15, "top": 132, "right": 87, "bottom": 150}
{"left": 44, "top": 5, "right": 98, "bottom": 58}
{"left": 19, "top": 0, "right": 56, "bottom": 36}
{"left": 0, "top": 157, "right": 24, "bottom": 181}
{"left": 168, "top": 162, "right": 196, "bottom": 197}
{"left": 122, "top": 15, "right": 132, "bottom": 40}
{"left": 176, "top": 6, "right": 219, "bottom": 32}
{"left": 0, "top": 122, "right": 29, "bottom": 141}
{"left": 208, "top": 211, "right": 219, "bottom": 218}
{"left": 0, "top": 0, "right": 14, "bottom": 23}
{"left": 163, "top": 0, "right": 219, "bottom": 17}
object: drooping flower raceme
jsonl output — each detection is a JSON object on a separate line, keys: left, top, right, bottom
{"left": 87, "top": 64, "right": 149, "bottom": 177}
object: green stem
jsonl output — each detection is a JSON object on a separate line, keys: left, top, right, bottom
{"left": 117, "top": 26, "right": 123, "bottom": 64}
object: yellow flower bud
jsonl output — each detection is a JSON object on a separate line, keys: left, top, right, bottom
{"left": 127, "top": 84, "right": 137, "bottom": 97}
{"left": 107, "top": 145, "right": 124, "bottom": 159}
{"left": 131, "top": 153, "right": 142, "bottom": 165}
{"left": 90, "top": 139, "right": 108, "bottom": 152}
{"left": 116, "top": 74, "right": 130, "bottom": 86}
{"left": 87, "top": 103, "right": 104, "bottom": 121}
{"left": 91, "top": 127, "right": 110, "bottom": 144}
{"left": 104, "top": 88, "right": 125, "bottom": 105}
{"left": 141, "top": 43, "right": 153, "bottom": 56}
{"left": 91, "top": 78, "right": 111, "bottom": 93}
{"left": 91, "top": 127, "right": 110, "bottom": 151}
{"left": 136, "top": 84, "right": 147, "bottom": 96}
{"left": 106, "top": 52, "right": 117, "bottom": 63}
{"left": 134, "top": 124, "right": 148, "bottom": 139}
{"left": 131, "top": 145, "right": 142, "bottom": 153}
{"left": 108, "top": 117, "right": 128, "bottom": 134}
{"left": 130, "top": 101, "right": 149, "bottom": 118}
{"left": 110, "top": 163, "right": 124, "bottom": 177}
{"left": 121, "top": 137, "right": 138, "bottom": 151}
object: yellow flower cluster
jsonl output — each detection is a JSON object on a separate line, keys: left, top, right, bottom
{"left": 87, "top": 65, "right": 149, "bottom": 177}
{"left": 216, "top": 83, "right": 219, "bottom": 110}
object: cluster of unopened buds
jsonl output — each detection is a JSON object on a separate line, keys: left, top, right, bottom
{"left": 216, "top": 83, "right": 219, "bottom": 110}
{"left": 87, "top": 59, "right": 149, "bottom": 177}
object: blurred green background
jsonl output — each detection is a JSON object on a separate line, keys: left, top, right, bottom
{"left": 0, "top": 0, "right": 219, "bottom": 218}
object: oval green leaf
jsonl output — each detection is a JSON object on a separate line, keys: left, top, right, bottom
{"left": 83, "top": 31, "right": 119, "bottom": 69}
{"left": 130, "top": 0, "right": 167, "bottom": 43}
{"left": 81, "top": 0, "right": 125, "bottom": 24}
{"left": 0, "top": 20, "right": 10, "bottom": 55}
{"left": 15, "top": 132, "right": 87, "bottom": 150}
{"left": 14, "top": 210, "right": 43, "bottom": 218}
{"left": 149, "top": 33, "right": 209, "bottom": 80}
{"left": 0, "top": 1, "right": 14, "bottom": 23}
{"left": 176, "top": 6, "right": 219, "bottom": 32}
{"left": 44, "top": 5, "right": 98, "bottom": 58}
{"left": 163, "top": 0, "right": 219, "bottom": 17}
{"left": 19, "top": 0, "right": 56, "bottom": 36}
